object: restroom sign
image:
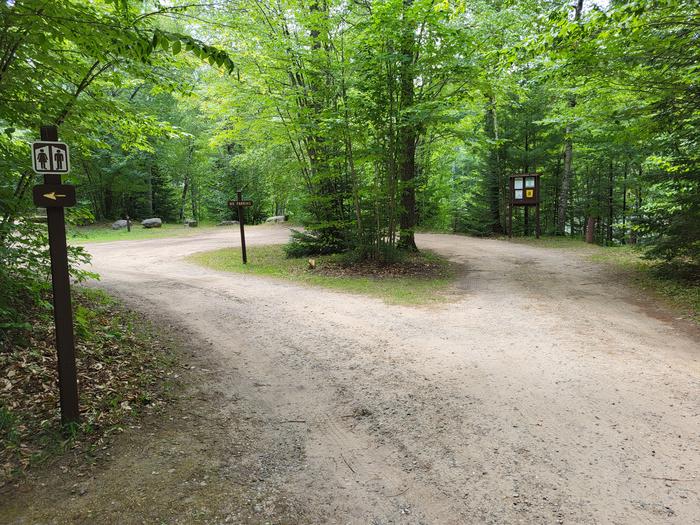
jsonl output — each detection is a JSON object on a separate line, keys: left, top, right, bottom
{"left": 31, "top": 141, "right": 70, "bottom": 174}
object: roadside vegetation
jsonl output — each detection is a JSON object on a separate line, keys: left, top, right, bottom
{"left": 0, "top": 288, "right": 178, "bottom": 486}
{"left": 189, "top": 245, "right": 456, "bottom": 305}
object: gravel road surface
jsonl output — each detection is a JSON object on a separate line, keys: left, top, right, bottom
{"left": 5, "top": 225, "right": 698, "bottom": 524}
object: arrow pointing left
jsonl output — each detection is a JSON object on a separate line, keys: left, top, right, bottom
{"left": 33, "top": 184, "right": 76, "bottom": 208}
{"left": 43, "top": 192, "right": 67, "bottom": 200}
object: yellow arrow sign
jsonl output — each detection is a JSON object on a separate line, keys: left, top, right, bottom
{"left": 43, "top": 192, "right": 67, "bottom": 200}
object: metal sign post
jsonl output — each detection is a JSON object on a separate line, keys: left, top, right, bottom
{"left": 227, "top": 191, "right": 253, "bottom": 264}
{"left": 33, "top": 125, "right": 80, "bottom": 426}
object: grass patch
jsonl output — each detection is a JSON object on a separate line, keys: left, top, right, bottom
{"left": 505, "top": 234, "right": 597, "bottom": 250}
{"left": 0, "top": 288, "right": 179, "bottom": 485}
{"left": 188, "top": 244, "right": 457, "bottom": 305}
{"left": 68, "top": 222, "right": 219, "bottom": 244}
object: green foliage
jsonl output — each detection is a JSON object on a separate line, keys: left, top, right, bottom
{"left": 0, "top": 0, "right": 237, "bottom": 326}
{"left": 284, "top": 229, "right": 349, "bottom": 258}
{"left": 0, "top": 220, "right": 95, "bottom": 332}
{"left": 639, "top": 178, "right": 700, "bottom": 263}
{"left": 537, "top": 0, "right": 700, "bottom": 260}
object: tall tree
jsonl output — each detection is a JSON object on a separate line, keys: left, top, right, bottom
{"left": 556, "top": 0, "right": 584, "bottom": 235}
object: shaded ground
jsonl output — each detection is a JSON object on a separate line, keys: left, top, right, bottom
{"left": 1, "top": 321, "right": 307, "bottom": 524}
{"left": 315, "top": 252, "right": 449, "bottom": 278}
{"left": 2, "top": 225, "right": 698, "bottom": 524}
{"left": 1, "top": 289, "right": 176, "bottom": 482}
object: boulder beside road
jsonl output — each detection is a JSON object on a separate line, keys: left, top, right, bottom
{"left": 265, "top": 215, "right": 287, "bottom": 223}
{"left": 141, "top": 218, "right": 162, "bottom": 228}
{"left": 217, "top": 220, "right": 239, "bottom": 226}
{"left": 111, "top": 219, "right": 128, "bottom": 230}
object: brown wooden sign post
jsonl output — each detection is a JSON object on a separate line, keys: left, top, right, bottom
{"left": 32, "top": 126, "right": 80, "bottom": 426}
{"left": 508, "top": 173, "right": 541, "bottom": 239}
{"left": 227, "top": 191, "right": 253, "bottom": 264}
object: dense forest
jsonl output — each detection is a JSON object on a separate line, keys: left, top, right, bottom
{"left": 1, "top": 0, "right": 698, "bottom": 323}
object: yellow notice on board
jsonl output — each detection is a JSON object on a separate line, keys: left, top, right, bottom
{"left": 526, "top": 189, "right": 534, "bottom": 198}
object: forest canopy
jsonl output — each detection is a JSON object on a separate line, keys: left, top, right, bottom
{"left": 1, "top": 0, "right": 698, "bottom": 321}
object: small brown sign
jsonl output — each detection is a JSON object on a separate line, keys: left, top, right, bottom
{"left": 228, "top": 200, "right": 253, "bottom": 208}
{"left": 33, "top": 184, "right": 76, "bottom": 208}
{"left": 229, "top": 192, "right": 251, "bottom": 264}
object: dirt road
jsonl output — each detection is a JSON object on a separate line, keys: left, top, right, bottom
{"left": 5, "top": 226, "right": 699, "bottom": 524}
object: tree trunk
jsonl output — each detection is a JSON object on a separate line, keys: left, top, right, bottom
{"left": 553, "top": 153, "right": 562, "bottom": 233}
{"left": 339, "top": 39, "right": 363, "bottom": 240}
{"left": 147, "top": 164, "right": 154, "bottom": 217}
{"left": 585, "top": 216, "right": 595, "bottom": 243}
{"left": 180, "top": 143, "right": 194, "bottom": 222}
{"left": 190, "top": 179, "right": 198, "bottom": 221}
{"left": 179, "top": 177, "right": 189, "bottom": 222}
{"left": 622, "top": 160, "right": 628, "bottom": 244}
{"left": 104, "top": 187, "right": 113, "bottom": 220}
{"left": 555, "top": 0, "right": 583, "bottom": 235}
{"left": 557, "top": 121, "right": 574, "bottom": 234}
{"left": 485, "top": 97, "right": 503, "bottom": 234}
{"left": 607, "top": 158, "right": 614, "bottom": 244}
{"left": 397, "top": 0, "right": 418, "bottom": 252}
{"left": 629, "top": 166, "right": 642, "bottom": 245}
